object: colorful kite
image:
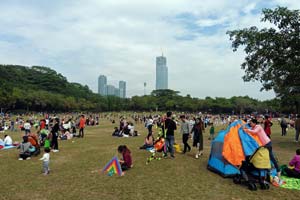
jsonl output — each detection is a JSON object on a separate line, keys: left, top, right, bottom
{"left": 102, "top": 156, "right": 122, "bottom": 176}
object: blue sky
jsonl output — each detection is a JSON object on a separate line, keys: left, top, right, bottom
{"left": 0, "top": 0, "right": 298, "bottom": 100}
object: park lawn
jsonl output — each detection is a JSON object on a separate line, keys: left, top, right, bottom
{"left": 0, "top": 119, "right": 299, "bottom": 200}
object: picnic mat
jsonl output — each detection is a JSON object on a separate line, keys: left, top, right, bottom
{"left": 2, "top": 145, "right": 16, "bottom": 150}
{"left": 280, "top": 176, "right": 300, "bottom": 190}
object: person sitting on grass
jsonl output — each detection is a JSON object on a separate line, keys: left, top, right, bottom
{"left": 4, "top": 135, "right": 13, "bottom": 146}
{"left": 118, "top": 145, "right": 133, "bottom": 174}
{"left": 140, "top": 132, "right": 154, "bottom": 149}
{"left": 17, "top": 136, "right": 33, "bottom": 160}
{"left": 112, "top": 127, "right": 120, "bottom": 137}
{"left": 283, "top": 149, "right": 300, "bottom": 179}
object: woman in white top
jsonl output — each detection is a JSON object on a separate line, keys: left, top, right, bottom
{"left": 4, "top": 135, "right": 12, "bottom": 146}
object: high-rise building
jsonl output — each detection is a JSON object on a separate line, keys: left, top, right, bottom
{"left": 114, "top": 88, "right": 120, "bottom": 97}
{"left": 156, "top": 55, "right": 168, "bottom": 90}
{"left": 119, "top": 81, "right": 126, "bottom": 98}
{"left": 106, "top": 85, "right": 116, "bottom": 96}
{"left": 98, "top": 75, "right": 107, "bottom": 96}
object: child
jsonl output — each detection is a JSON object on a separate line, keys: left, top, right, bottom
{"left": 39, "top": 148, "right": 50, "bottom": 175}
{"left": 118, "top": 145, "right": 132, "bottom": 174}
{"left": 283, "top": 149, "right": 300, "bottom": 178}
{"left": 209, "top": 124, "right": 215, "bottom": 140}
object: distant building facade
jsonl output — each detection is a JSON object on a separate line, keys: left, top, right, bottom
{"left": 106, "top": 85, "right": 116, "bottom": 96}
{"left": 98, "top": 75, "right": 126, "bottom": 98}
{"left": 98, "top": 75, "right": 107, "bottom": 96}
{"left": 119, "top": 81, "right": 126, "bottom": 98}
{"left": 156, "top": 55, "right": 168, "bottom": 90}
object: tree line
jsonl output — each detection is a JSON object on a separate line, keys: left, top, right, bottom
{"left": 0, "top": 65, "right": 288, "bottom": 113}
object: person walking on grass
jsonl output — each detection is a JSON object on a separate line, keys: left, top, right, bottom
{"left": 191, "top": 118, "right": 205, "bottom": 159}
{"left": 180, "top": 115, "right": 191, "bottom": 154}
{"left": 164, "top": 111, "right": 177, "bottom": 159}
{"left": 280, "top": 117, "right": 288, "bottom": 136}
{"left": 39, "top": 148, "right": 50, "bottom": 175}
{"left": 79, "top": 115, "right": 86, "bottom": 138}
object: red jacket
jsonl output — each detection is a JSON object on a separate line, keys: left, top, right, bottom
{"left": 79, "top": 118, "right": 86, "bottom": 128}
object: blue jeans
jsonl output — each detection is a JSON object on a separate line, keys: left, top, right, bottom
{"left": 165, "top": 135, "right": 174, "bottom": 156}
{"left": 264, "top": 142, "right": 279, "bottom": 171}
{"left": 43, "top": 161, "right": 49, "bottom": 174}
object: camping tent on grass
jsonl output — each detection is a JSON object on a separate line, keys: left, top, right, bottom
{"left": 207, "top": 120, "right": 263, "bottom": 177}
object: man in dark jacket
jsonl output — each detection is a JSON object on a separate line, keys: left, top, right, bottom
{"left": 164, "top": 111, "right": 177, "bottom": 158}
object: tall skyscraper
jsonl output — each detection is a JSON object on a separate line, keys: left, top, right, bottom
{"left": 98, "top": 75, "right": 107, "bottom": 96}
{"left": 119, "top": 81, "right": 126, "bottom": 98}
{"left": 156, "top": 55, "right": 168, "bottom": 90}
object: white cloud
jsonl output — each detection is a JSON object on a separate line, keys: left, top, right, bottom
{"left": 0, "top": 0, "right": 298, "bottom": 100}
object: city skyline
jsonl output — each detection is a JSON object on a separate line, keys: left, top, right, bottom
{"left": 98, "top": 74, "right": 126, "bottom": 98}
{"left": 0, "top": 1, "right": 298, "bottom": 100}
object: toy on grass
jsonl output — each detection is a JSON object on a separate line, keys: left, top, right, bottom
{"left": 102, "top": 156, "right": 123, "bottom": 176}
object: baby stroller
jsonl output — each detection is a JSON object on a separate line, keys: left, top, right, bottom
{"left": 233, "top": 147, "right": 271, "bottom": 191}
{"left": 146, "top": 136, "right": 165, "bottom": 164}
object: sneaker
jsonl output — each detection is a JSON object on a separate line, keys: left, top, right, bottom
{"left": 171, "top": 155, "right": 175, "bottom": 159}
{"left": 26, "top": 157, "right": 31, "bottom": 160}
{"left": 195, "top": 154, "right": 199, "bottom": 159}
{"left": 53, "top": 149, "right": 59, "bottom": 153}
{"left": 18, "top": 158, "right": 23, "bottom": 160}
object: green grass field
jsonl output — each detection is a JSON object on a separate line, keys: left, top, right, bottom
{"left": 1, "top": 119, "right": 299, "bottom": 200}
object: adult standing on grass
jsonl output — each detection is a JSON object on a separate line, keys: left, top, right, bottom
{"left": 164, "top": 111, "right": 177, "bottom": 159}
{"left": 79, "top": 115, "right": 86, "bottom": 138}
{"left": 23, "top": 120, "right": 31, "bottom": 135}
{"left": 191, "top": 118, "right": 205, "bottom": 159}
{"left": 51, "top": 118, "right": 59, "bottom": 152}
{"left": 263, "top": 115, "right": 273, "bottom": 138}
{"left": 280, "top": 117, "right": 288, "bottom": 136}
{"left": 180, "top": 115, "right": 191, "bottom": 154}
{"left": 295, "top": 114, "right": 300, "bottom": 142}
{"left": 243, "top": 118, "right": 280, "bottom": 176}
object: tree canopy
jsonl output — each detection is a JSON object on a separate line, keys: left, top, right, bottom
{"left": 0, "top": 64, "right": 285, "bottom": 113}
{"left": 227, "top": 6, "right": 300, "bottom": 112}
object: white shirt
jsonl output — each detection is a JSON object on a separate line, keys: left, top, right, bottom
{"left": 23, "top": 122, "right": 31, "bottom": 130}
{"left": 128, "top": 125, "right": 135, "bottom": 134}
{"left": 4, "top": 135, "right": 12, "bottom": 145}
{"left": 39, "top": 153, "right": 50, "bottom": 162}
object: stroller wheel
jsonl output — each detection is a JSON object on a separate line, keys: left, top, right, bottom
{"left": 248, "top": 182, "right": 257, "bottom": 191}
{"left": 233, "top": 176, "right": 241, "bottom": 184}
{"left": 260, "top": 182, "right": 270, "bottom": 190}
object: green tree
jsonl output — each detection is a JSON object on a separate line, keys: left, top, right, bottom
{"left": 227, "top": 7, "right": 300, "bottom": 112}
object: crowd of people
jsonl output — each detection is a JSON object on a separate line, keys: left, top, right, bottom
{"left": 0, "top": 113, "right": 100, "bottom": 175}
{"left": 1, "top": 111, "right": 299, "bottom": 180}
